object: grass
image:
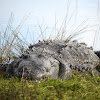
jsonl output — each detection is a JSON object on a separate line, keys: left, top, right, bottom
{"left": 0, "top": 72, "right": 100, "bottom": 100}
{"left": 0, "top": 0, "right": 90, "bottom": 63}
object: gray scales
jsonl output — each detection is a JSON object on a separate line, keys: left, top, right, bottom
{"left": 0, "top": 40, "right": 100, "bottom": 80}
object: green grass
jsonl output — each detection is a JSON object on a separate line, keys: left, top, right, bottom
{"left": 0, "top": 72, "right": 100, "bottom": 100}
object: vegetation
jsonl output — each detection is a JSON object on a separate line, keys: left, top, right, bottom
{"left": 0, "top": 72, "right": 100, "bottom": 100}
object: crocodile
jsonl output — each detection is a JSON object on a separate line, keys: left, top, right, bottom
{"left": 0, "top": 40, "right": 100, "bottom": 80}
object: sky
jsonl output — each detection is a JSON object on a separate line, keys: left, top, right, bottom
{"left": 0, "top": 0, "right": 100, "bottom": 50}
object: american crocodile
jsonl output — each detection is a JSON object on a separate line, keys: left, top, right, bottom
{"left": 0, "top": 40, "right": 100, "bottom": 80}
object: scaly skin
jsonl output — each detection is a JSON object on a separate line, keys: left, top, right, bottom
{"left": 0, "top": 40, "right": 100, "bottom": 80}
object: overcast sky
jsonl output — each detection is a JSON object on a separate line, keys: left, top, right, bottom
{"left": 0, "top": 0, "right": 100, "bottom": 50}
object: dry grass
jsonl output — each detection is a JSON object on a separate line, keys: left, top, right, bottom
{"left": 0, "top": 13, "right": 31, "bottom": 63}
{"left": 0, "top": 1, "right": 99, "bottom": 63}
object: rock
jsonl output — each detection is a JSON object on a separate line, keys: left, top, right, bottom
{"left": 0, "top": 40, "right": 100, "bottom": 80}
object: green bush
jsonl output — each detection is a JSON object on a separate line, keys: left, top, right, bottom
{"left": 0, "top": 72, "right": 100, "bottom": 100}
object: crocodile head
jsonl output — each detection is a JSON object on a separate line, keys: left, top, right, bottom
{"left": 8, "top": 53, "right": 60, "bottom": 80}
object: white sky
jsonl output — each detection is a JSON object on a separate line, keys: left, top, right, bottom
{"left": 0, "top": 0, "right": 100, "bottom": 50}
